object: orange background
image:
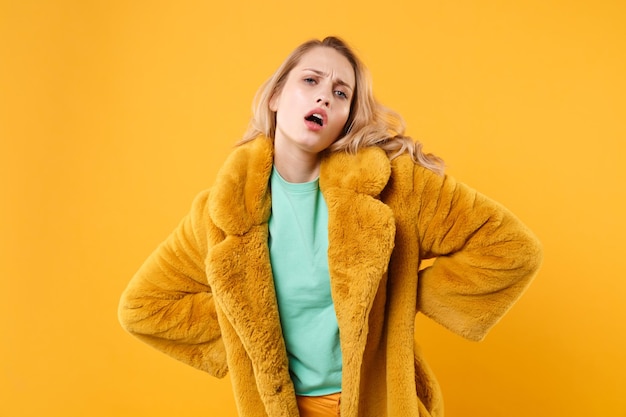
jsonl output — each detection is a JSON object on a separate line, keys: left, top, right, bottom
{"left": 2, "top": 1, "right": 625, "bottom": 416}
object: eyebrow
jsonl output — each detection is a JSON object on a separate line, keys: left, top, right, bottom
{"left": 302, "top": 68, "right": 354, "bottom": 91}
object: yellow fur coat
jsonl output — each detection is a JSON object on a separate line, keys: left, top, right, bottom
{"left": 118, "top": 136, "right": 542, "bottom": 416}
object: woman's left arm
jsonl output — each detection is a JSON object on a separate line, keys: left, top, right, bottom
{"left": 415, "top": 172, "right": 543, "bottom": 341}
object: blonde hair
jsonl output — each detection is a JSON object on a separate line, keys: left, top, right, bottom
{"left": 239, "top": 36, "right": 444, "bottom": 175}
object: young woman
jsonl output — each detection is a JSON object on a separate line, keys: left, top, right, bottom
{"left": 118, "top": 36, "right": 542, "bottom": 417}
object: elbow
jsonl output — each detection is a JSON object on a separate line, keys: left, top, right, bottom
{"left": 519, "top": 229, "right": 544, "bottom": 284}
{"left": 117, "top": 286, "right": 145, "bottom": 336}
{"left": 117, "top": 289, "right": 134, "bottom": 334}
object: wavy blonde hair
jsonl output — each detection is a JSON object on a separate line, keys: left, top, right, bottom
{"left": 239, "top": 36, "right": 444, "bottom": 175}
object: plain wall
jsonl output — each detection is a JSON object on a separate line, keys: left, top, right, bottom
{"left": 1, "top": 0, "right": 625, "bottom": 416}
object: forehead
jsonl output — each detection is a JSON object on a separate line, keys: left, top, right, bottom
{"left": 293, "top": 47, "right": 355, "bottom": 88}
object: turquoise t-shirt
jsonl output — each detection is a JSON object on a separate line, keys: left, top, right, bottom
{"left": 268, "top": 167, "right": 342, "bottom": 396}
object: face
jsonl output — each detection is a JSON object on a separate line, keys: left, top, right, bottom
{"left": 270, "top": 47, "right": 355, "bottom": 157}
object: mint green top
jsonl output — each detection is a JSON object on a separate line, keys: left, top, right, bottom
{"left": 268, "top": 167, "right": 342, "bottom": 396}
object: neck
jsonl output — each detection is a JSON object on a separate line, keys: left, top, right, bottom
{"left": 273, "top": 142, "right": 321, "bottom": 183}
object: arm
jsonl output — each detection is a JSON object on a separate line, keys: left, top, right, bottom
{"left": 416, "top": 172, "right": 543, "bottom": 341}
{"left": 118, "top": 190, "right": 228, "bottom": 377}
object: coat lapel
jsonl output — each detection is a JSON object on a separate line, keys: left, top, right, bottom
{"left": 320, "top": 147, "right": 396, "bottom": 413}
{"left": 205, "top": 137, "right": 297, "bottom": 411}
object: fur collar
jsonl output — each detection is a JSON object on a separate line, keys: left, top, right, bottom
{"left": 206, "top": 136, "right": 396, "bottom": 409}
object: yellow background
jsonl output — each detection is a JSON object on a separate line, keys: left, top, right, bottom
{"left": 2, "top": 0, "right": 625, "bottom": 416}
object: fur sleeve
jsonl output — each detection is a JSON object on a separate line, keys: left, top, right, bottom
{"left": 415, "top": 171, "right": 543, "bottom": 341}
{"left": 118, "top": 190, "right": 228, "bottom": 377}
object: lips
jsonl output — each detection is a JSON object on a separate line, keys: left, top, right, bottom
{"left": 304, "top": 108, "right": 327, "bottom": 128}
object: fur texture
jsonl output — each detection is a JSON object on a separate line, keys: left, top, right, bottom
{"left": 119, "top": 136, "right": 542, "bottom": 416}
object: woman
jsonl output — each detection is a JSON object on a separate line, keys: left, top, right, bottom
{"left": 118, "top": 37, "right": 542, "bottom": 417}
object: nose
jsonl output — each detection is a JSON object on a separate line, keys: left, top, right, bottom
{"left": 316, "top": 96, "right": 329, "bottom": 107}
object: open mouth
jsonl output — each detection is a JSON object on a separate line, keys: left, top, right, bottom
{"left": 305, "top": 113, "right": 324, "bottom": 127}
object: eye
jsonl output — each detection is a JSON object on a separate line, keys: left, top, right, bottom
{"left": 334, "top": 90, "right": 349, "bottom": 100}
{"left": 303, "top": 77, "right": 317, "bottom": 85}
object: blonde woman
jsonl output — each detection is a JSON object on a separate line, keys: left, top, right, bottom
{"left": 119, "top": 36, "right": 542, "bottom": 417}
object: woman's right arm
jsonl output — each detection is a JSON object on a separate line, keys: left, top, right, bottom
{"left": 118, "top": 190, "right": 228, "bottom": 377}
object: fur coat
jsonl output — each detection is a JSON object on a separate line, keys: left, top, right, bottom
{"left": 118, "top": 136, "right": 542, "bottom": 417}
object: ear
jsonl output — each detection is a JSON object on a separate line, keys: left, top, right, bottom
{"left": 269, "top": 92, "right": 280, "bottom": 112}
